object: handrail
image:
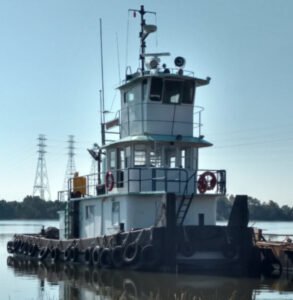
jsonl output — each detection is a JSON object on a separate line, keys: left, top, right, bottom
{"left": 102, "top": 102, "right": 205, "bottom": 145}
{"left": 60, "top": 168, "right": 226, "bottom": 201}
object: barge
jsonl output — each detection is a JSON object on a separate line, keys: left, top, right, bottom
{"left": 7, "top": 5, "right": 262, "bottom": 276}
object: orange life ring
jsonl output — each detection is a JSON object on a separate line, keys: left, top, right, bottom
{"left": 105, "top": 171, "right": 114, "bottom": 191}
{"left": 198, "top": 171, "right": 217, "bottom": 194}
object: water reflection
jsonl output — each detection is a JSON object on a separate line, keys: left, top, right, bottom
{"left": 6, "top": 256, "right": 293, "bottom": 300}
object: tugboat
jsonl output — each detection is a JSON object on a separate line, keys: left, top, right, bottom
{"left": 7, "top": 5, "right": 261, "bottom": 276}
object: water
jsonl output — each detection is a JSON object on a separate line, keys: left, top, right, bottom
{"left": 1, "top": 220, "right": 293, "bottom": 300}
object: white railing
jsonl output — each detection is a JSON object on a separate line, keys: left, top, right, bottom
{"left": 58, "top": 168, "right": 226, "bottom": 201}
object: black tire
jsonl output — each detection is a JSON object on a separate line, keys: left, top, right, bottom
{"left": 84, "top": 247, "right": 93, "bottom": 265}
{"left": 99, "top": 248, "right": 112, "bottom": 269}
{"left": 28, "top": 244, "right": 39, "bottom": 257}
{"left": 22, "top": 242, "right": 30, "bottom": 256}
{"left": 38, "top": 247, "right": 49, "bottom": 261}
{"left": 18, "top": 241, "right": 25, "bottom": 254}
{"left": 64, "top": 246, "right": 71, "bottom": 262}
{"left": 179, "top": 242, "right": 195, "bottom": 257}
{"left": 51, "top": 247, "right": 60, "bottom": 262}
{"left": 13, "top": 240, "right": 21, "bottom": 252}
{"left": 111, "top": 245, "right": 124, "bottom": 268}
{"left": 141, "top": 244, "right": 160, "bottom": 268}
{"left": 7, "top": 241, "right": 14, "bottom": 254}
{"left": 92, "top": 246, "right": 101, "bottom": 267}
{"left": 70, "top": 246, "right": 79, "bottom": 263}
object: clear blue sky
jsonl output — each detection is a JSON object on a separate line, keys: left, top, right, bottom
{"left": 1, "top": 0, "right": 292, "bottom": 206}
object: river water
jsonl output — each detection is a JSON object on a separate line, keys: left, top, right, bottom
{"left": 1, "top": 220, "right": 293, "bottom": 300}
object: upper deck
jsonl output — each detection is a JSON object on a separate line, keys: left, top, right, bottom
{"left": 103, "top": 70, "right": 211, "bottom": 146}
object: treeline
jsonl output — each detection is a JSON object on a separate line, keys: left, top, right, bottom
{"left": 0, "top": 196, "right": 66, "bottom": 219}
{"left": 217, "top": 195, "right": 293, "bottom": 221}
{"left": 1, "top": 195, "right": 292, "bottom": 221}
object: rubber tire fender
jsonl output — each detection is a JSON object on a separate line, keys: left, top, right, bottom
{"left": 28, "top": 244, "right": 39, "bottom": 257}
{"left": 51, "top": 247, "right": 61, "bottom": 262}
{"left": 69, "top": 246, "right": 79, "bottom": 263}
{"left": 99, "top": 248, "right": 113, "bottom": 269}
{"left": 7, "top": 241, "right": 15, "bottom": 254}
{"left": 141, "top": 244, "right": 160, "bottom": 268}
{"left": 84, "top": 247, "right": 93, "bottom": 265}
{"left": 92, "top": 246, "right": 102, "bottom": 267}
{"left": 64, "top": 246, "right": 71, "bottom": 262}
{"left": 38, "top": 247, "right": 50, "bottom": 261}
{"left": 111, "top": 245, "right": 124, "bottom": 268}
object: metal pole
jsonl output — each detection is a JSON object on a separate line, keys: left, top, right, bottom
{"left": 99, "top": 19, "right": 106, "bottom": 145}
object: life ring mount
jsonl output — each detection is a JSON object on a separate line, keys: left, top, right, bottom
{"left": 198, "top": 171, "right": 217, "bottom": 194}
{"left": 105, "top": 171, "right": 115, "bottom": 191}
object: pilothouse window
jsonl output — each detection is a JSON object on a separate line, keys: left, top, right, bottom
{"left": 150, "top": 77, "right": 163, "bottom": 101}
{"left": 164, "top": 80, "right": 183, "bottom": 104}
{"left": 182, "top": 80, "right": 195, "bottom": 104}
{"left": 124, "top": 84, "right": 141, "bottom": 103}
{"left": 149, "top": 78, "right": 194, "bottom": 104}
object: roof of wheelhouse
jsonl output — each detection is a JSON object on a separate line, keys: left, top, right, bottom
{"left": 118, "top": 72, "right": 211, "bottom": 90}
{"left": 103, "top": 134, "right": 212, "bottom": 149}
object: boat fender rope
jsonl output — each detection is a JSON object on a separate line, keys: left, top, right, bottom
{"left": 123, "top": 242, "right": 141, "bottom": 264}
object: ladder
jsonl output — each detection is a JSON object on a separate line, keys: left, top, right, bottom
{"left": 176, "top": 193, "right": 194, "bottom": 226}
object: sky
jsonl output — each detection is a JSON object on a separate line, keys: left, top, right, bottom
{"left": 0, "top": 0, "right": 293, "bottom": 206}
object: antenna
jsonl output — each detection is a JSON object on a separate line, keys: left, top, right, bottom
{"left": 33, "top": 134, "right": 51, "bottom": 200}
{"left": 99, "top": 18, "right": 106, "bottom": 146}
{"left": 116, "top": 32, "right": 121, "bottom": 83}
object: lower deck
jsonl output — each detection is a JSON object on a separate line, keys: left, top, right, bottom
{"left": 61, "top": 192, "right": 218, "bottom": 239}
{"left": 8, "top": 224, "right": 258, "bottom": 276}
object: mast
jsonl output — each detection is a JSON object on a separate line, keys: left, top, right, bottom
{"left": 129, "top": 5, "right": 156, "bottom": 75}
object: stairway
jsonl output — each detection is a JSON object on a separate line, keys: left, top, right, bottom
{"left": 176, "top": 193, "right": 194, "bottom": 226}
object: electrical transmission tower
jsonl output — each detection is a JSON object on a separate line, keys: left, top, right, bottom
{"left": 33, "top": 134, "right": 51, "bottom": 200}
{"left": 63, "top": 135, "right": 76, "bottom": 191}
